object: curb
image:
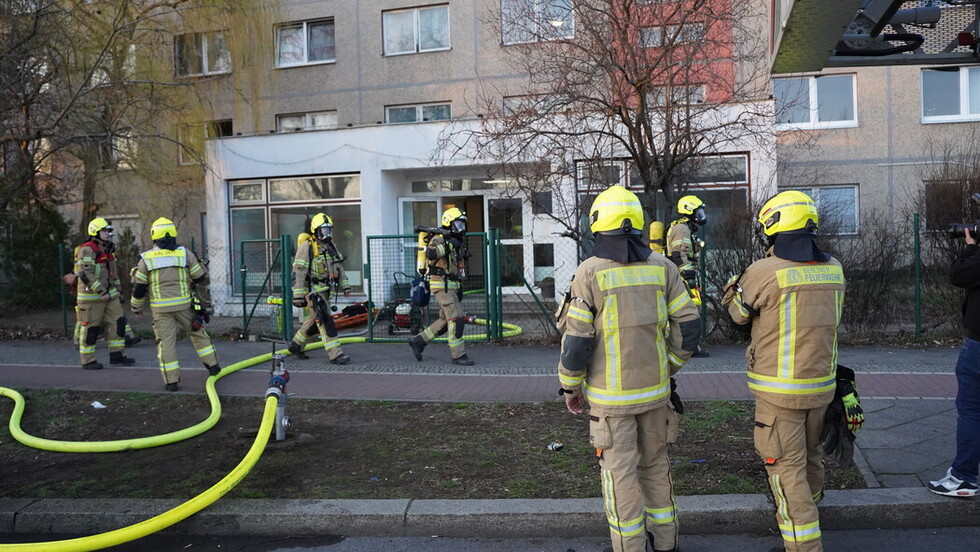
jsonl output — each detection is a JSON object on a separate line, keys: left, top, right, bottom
{"left": 3, "top": 489, "right": 978, "bottom": 539}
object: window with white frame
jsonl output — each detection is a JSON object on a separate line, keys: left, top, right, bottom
{"left": 276, "top": 19, "right": 335, "bottom": 67}
{"left": 640, "top": 23, "right": 704, "bottom": 47}
{"left": 229, "top": 175, "right": 363, "bottom": 296}
{"left": 501, "top": 0, "right": 574, "bottom": 45}
{"left": 785, "top": 185, "right": 858, "bottom": 235}
{"left": 276, "top": 110, "right": 339, "bottom": 132}
{"left": 176, "top": 31, "right": 230, "bottom": 77}
{"left": 383, "top": 5, "right": 450, "bottom": 56}
{"left": 921, "top": 66, "right": 980, "bottom": 122}
{"left": 773, "top": 74, "right": 856, "bottom": 129}
{"left": 385, "top": 102, "right": 451, "bottom": 123}
{"left": 647, "top": 84, "right": 705, "bottom": 107}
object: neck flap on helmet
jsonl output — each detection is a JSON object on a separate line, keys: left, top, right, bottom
{"left": 593, "top": 233, "right": 652, "bottom": 264}
{"left": 770, "top": 231, "right": 830, "bottom": 263}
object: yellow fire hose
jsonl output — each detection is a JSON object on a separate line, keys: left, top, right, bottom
{"left": 0, "top": 396, "right": 278, "bottom": 552}
{"left": 0, "top": 317, "right": 524, "bottom": 550}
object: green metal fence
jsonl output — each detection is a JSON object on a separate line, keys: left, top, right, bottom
{"left": 237, "top": 235, "right": 294, "bottom": 341}
{"left": 365, "top": 231, "right": 506, "bottom": 341}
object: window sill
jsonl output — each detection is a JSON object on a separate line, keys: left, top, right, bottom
{"left": 775, "top": 121, "right": 859, "bottom": 131}
{"left": 921, "top": 115, "right": 980, "bottom": 124}
{"left": 177, "top": 70, "right": 232, "bottom": 79}
{"left": 383, "top": 47, "right": 452, "bottom": 57}
{"left": 274, "top": 60, "right": 336, "bottom": 70}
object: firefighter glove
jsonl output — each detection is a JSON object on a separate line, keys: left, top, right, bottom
{"left": 842, "top": 389, "right": 864, "bottom": 434}
{"left": 669, "top": 377, "right": 684, "bottom": 415}
{"left": 720, "top": 274, "right": 739, "bottom": 306}
{"left": 293, "top": 297, "right": 307, "bottom": 308}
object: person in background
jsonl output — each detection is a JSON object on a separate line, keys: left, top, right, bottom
{"left": 131, "top": 217, "right": 219, "bottom": 391}
{"left": 74, "top": 217, "right": 136, "bottom": 370}
{"left": 927, "top": 226, "right": 980, "bottom": 498}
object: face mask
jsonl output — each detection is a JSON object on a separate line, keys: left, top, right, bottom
{"left": 450, "top": 219, "right": 466, "bottom": 234}
{"left": 316, "top": 225, "right": 332, "bottom": 241}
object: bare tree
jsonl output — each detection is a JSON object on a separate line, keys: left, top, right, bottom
{"left": 0, "top": 0, "right": 273, "bottom": 307}
{"left": 438, "top": 0, "right": 773, "bottom": 241}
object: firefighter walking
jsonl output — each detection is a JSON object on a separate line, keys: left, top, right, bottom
{"left": 130, "top": 217, "right": 219, "bottom": 392}
{"left": 723, "top": 191, "right": 847, "bottom": 552}
{"left": 408, "top": 207, "right": 474, "bottom": 366}
{"left": 558, "top": 186, "right": 700, "bottom": 552}
{"left": 74, "top": 217, "right": 136, "bottom": 370}
{"left": 287, "top": 213, "right": 351, "bottom": 364}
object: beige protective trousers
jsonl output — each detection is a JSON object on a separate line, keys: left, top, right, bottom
{"left": 591, "top": 405, "right": 679, "bottom": 552}
{"left": 754, "top": 397, "right": 828, "bottom": 552}
{"left": 78, "top": 298, "right": 125, "bottom": 364}
{"left": 419, "top": 288, "right": 466, "bottom": 359}
{"left": 292, "top": 292, "right": 345, "bottom": 361}
{"left": 151, "top": 307, "right": 218, "bottom": 385}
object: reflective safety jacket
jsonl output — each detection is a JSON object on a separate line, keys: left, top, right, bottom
{"left": 425, "top": 234, "right": 463, "bottom": 294}
{"left": 558, "top": 254, "right": 700, "bottom": 417}
{"left": 74, "top": 239, "right": 121, "bottom": 303}
{"left": 131, "top": 246, "right": 208, "bottom": 313}
{"left": 292, "top": 238, "right": 349, "bottom": 299}
{"left": 728, "top": 250, "right": 845, "bottom": 409}
{"left": 666, "top": 218, "right": 700, "bottom": 275}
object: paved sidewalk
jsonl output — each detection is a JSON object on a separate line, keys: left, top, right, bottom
{"left": 1, "top": 335, "right": 977, "bottom": 541}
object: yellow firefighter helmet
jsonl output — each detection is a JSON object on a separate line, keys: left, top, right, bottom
{"left": 589, "top": 185, "right": 643, "bottom": 234}
{"left": 757, "top": 190, "right": 819, "bottom": 236}
{"left": 87, "top": 217, "right": 113, "bottom": 237}
{"left": 150, "top": 217, "right": 177, "bottom": 240}
{"left": 310, "top": 213, "right": 333, "bottom": 240}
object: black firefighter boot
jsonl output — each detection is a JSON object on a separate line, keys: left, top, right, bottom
{"left": 408, "top": 336, "right": 426, "bottom": 361}
{"left": 287, "top": 341, "right": 309, "bottom": 360}
{"left": 82, "top": 361, "right": 104, "bottom": 370}
{"left": 648, "top": 530, "right": 679, "bottom": 552}
{"left": 109, "top": 351, "right": 136, "bottom": 365}
{"left": 206, "top": 363, "right": 221, "bottom": 376}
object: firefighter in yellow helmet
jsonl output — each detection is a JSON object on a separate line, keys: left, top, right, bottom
{"left": 288, "top": 213, "right": 352, "bottom": 364}
{"left": 722, "top": 190, "right": 847, "bottom": 552}
{"left": 408, "top": 207, "right": 474, "bottom": 365}
{"left": 74, "top": 217, "right": 136, "bottom": 370}
{"left": 666, "top": 194, "right": 706, "bottom": 287}
{"left": 557, "top": 186, "right": 700, "bottom": 552}
{"left": 130, "top": 218, "right": 219, "bottom": 391}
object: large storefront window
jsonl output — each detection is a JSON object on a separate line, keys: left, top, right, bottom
{"left": 229, "top": 175, "right": 362, "bottom": 296}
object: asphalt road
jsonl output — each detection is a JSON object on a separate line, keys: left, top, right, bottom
{"left": 9, "top": 527, "right": 980, "bottom": 552}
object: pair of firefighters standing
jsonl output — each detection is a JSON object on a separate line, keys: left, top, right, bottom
{"left": 559, "top": 186, "right": 856, "bottom": 552}
{"left": 74, "top": 217, "right": 218, "bottom": 392}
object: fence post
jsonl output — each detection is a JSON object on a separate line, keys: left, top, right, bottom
{"left": 240, "top": 240, "right": 247, "bottom": 334}
{"left": 281, "top": 234, "right": 294, "bottom": 342}
{"left": 59, "top": 242, "right": 69, "bottom": 337}
{"left": 914, "top": 213, "right": 922, "bottom": 338}
{"left": 488, "top": 228, "right": 502, "bottom": 339}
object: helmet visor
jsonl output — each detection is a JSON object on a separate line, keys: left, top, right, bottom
{"left": 449, "top": 219, "right": 466, "bottom": 234}
{"left": 315, "top": 224, "right": 332, "bottom": 241}
{"left": 692, "top": 207, "right": 707, "bottom": 226}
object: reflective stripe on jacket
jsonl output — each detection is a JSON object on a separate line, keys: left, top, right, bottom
{"left": 74, "top": 241, "right": 121, "bottom": 302}
{"left": 558, "top": 254, "right": 700, "bottom": 417}
{"left": 729, "top": 251, "right": 845, "bottom": 409}
{"left": 131, "top": 246, "right": 206, "bottom": 313}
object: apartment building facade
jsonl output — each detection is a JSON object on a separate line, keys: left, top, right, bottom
{"left": 81, "top": 0, "right": 778, "bottom": 315}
